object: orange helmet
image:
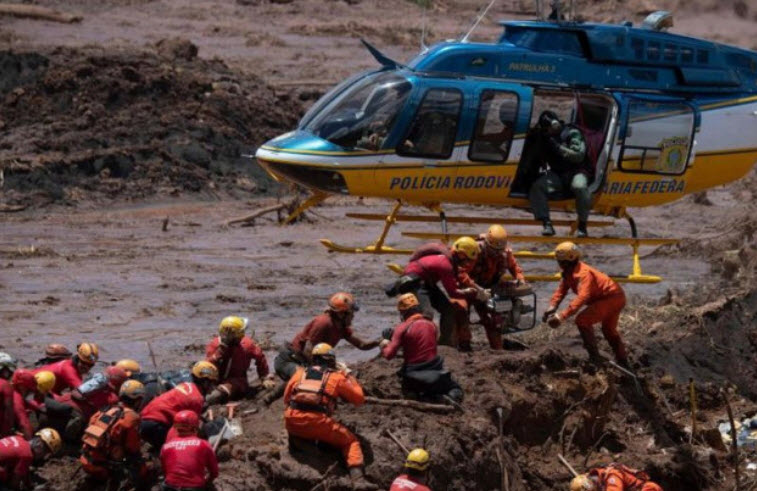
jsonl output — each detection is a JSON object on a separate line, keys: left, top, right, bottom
{"left": 397, "top": 293, "right": 420, "bottom": 311}
{"left": 485, "top": 225, "right": 508, "bottom": 251}
{"left": 76, "top": 343, "right": 99, "bottom": 365}
{"left": 328, "top": 292, "right": 359, "bottom": 313}
{"left": 44, "top": 344, "right": 72, "bottom": 360}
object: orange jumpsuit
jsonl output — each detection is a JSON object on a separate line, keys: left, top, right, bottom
{"left": 550, "top": 261, "right": 627, "bottom": 361}
{"left": 80, "top": 404, "right": 142, "bottom": 479}
{"left": 283, "top": 365, "right": 365, "bottom": 468}
{"left": 589, "top": 465, "right": 663, "bottom": 491}
{"left": 459, "top": 238, "right": 525, "bottom": 349}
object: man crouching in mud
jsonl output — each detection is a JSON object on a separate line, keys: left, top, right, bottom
{"left": 380, "top": 293, "right": 463, "bottom": 404}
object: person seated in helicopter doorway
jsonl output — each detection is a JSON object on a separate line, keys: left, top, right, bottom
{"left": 528, "top": 110, "right": 594, "bottom": 237}
{"left": 356, "top": 119, "right": 389, "bottom": 151}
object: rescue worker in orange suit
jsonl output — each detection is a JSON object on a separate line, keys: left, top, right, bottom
{"left": 269, "top": 293, "right": 379, "bottom": 404}
{"left": 284, "top": 343, "right": 369, "bottom": 487}
{"left": 398, "top": 237, "right": 485, "bottom": 351}
{"left": 380, "top": 294, "right": 463, "bottom": 403}
{"left": 0, "top": 428, "right": 61, "bottom": 490}
{"left": 34, "top": 342, "right": 99, "bottom": 395}
{"left": 544, "top": 242, "right": 629, "bottom": 368}
{"left": 390, "top": 448, "right": 432, "bottom": 491}
{"left": 80, "top": 380, "right": 146, "bottom": 486}
{"left": 0, "top": 353, "right": 19, "bottom": 438}
{"left": 570, "top": 464, "right": 663, "bottom": 491}
{"left": 204, "top": 315, "right": 276, "bottom": 405}
{"left": 33, "top": 344, "right": 72, "bottom": 368}
{"left": 160, "top": 410, "right": 218, "bottom": 491}
{"left": 45, "top": 365, "right": 129, "bottom": 442}
{"left": 140, "top": 361, "right": 217, "bottom": 450}
{"left": 458, "top": 225, "right": 527, "bottom": 349}
{"left": 10, "top": 370, "right": 56, "bottom": 439}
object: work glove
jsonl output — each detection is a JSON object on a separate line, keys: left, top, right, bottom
{"left": 335, "top": 361, "right": 352, "bottom": 375}
{"left": 542, "top": 306, "right": 557, "bottom": 323}
{"left": 547, "top": 314, "right": 562, "bottom": 329}
{"left": 460, "top": 287, "right": 479, "bottom": 298}
{"left": 476, "top": 288, "right": 492, "bottom": 302}
{"left": 261, "top": 374, "right": 277, "bottom": 390}
{"left": 379, "top": 339, "right": 390, "bottom": 349}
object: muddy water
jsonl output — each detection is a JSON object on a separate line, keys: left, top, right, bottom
{"left": 0, "top": 198, "right": 709, "bottom": 375}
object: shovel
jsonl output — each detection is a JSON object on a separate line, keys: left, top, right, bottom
{"left": 226, "top": 402, "right": 243, "bottom": 437}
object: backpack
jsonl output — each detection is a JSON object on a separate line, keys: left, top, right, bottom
{"left": 82, "top": 405, "right": 124, "bottom": 450}
{"left": 290, "top": 366, "right": 336, "bottom": 414}
{"left": 408, "top": 242, "right": 452, "bottom": 263}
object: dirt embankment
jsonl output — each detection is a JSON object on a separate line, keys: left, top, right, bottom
{"left": 0, "top": 42, "right": 301, "bottom": 208}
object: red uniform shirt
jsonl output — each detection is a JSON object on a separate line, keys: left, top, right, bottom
{"left": 290, "top": 314, "right": 354, "bottom": 355}
{"left": 381, "top": 314, "right": 438, "bottom": 365}
{"left": 404, "top": 254, "right": 465, "bottom": 298}
{"left": 11, "top": 393, "right": 33, "bottom": 439}
{"left": 205, "top": 336, "right": 269, "bottom": 381}
{"left": 0, "top": 435, "right": 32, "bottom": 482}
{"left": 551, "top": 261, "right": 624, "bottom": 319}
{"left": 390, "top": 474, "right": 431, "bottom": 491}
{"left": 0, "top": 380, "right": 15, "bottom": 437}
{"left": 33, "top": 359, "right": 82, "bottom": 394}
{"left": 160, "top": 435, "right": 218, "bottom": 488}
{"left": 54, "top": 389, "right": 119, "bottom": 421}
{"left": 140, "top": 383, "right": 204, "bottom": 426}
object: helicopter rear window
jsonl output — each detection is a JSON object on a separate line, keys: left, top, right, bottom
{"left": 504, "top": 29, "right": 585, "bottom": 57}
{"left": 469, "top": 90, "right": 518, "bottom": 163}
{"left": 398, "top": 88, "right": 463, "bottom": 159}
{"left": 303, "top": 72, "right": 412, "bottom": 151}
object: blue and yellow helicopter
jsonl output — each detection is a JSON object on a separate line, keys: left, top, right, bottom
{"left": 255, "top": 4, "right": 757, "bottom": 283}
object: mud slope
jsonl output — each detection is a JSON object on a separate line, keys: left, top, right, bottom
{"left": 0, "top": 44, "right": 300, "bottom": 207}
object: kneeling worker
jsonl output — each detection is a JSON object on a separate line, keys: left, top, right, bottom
{"left": 570, "top": 463, "right": 662, "bottom": 491}
{"left": 160, "top": 410, "right": 218, "bottom": 491}
{"left": 380, "top": 294, "right": 462, "bottom": 403}
{"left": 0, "top": 428, "right": 61, "bottom": 490}
{"left": 390, "top": 448, "right": 432, "bottom": 491}
{"left": 284, "top": 343, "right": 368, "bottom": 486}
{"left": 544, "top": 242, "right": 629, "bottom": 367}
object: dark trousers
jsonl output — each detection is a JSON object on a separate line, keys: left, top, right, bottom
{"left": 139, "top": 419, "right": 170, "bottom": 450}
{"left": 413, "top": 284, "right": 458, "bottom": 346}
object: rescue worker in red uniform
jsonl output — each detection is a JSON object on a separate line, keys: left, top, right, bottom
{"left": 0, "top": 428, "right": 61, "bottom": 490}
{"left": 204, "top": 315, "right": 276, "bottom": 405}
{"left": 397, "top": 237, "right": 483, "bottom": 350}
{"left": 0, "top": 353, "right": 19, "bottom": 438}
{"left": 33, "top": 344, "right": 72, "bottom": 368}
{"left": 269, "top": 293, "right": 379, "bottom": 404}
{"left": 46, "top": 365, "right": 128, "bottom": 442}
{"left": 380, "top": 294, "right": 462, "bottom": 403}
{"left": 570, "top": 464, "right": 663, "bottom": 491}
{"left": 10, "top": 370, "right": 55, "bottom": 439}
{"left": 544, "top": 242, "right": 629, "bottom": 367}
{"left": 140, "top": 361, "right": 218, "bottom": 450}
{"left": 390, "top": 448, "right": 432, "bottom": 491}
{"left": 34, "top": 342, "right": 99, "bottom": 394}
{"left": 80, "top": 380, "right": 146, "bottom": 485}
{"left": 458, "top": 225, "right": 528, "bottom": 349}
{"left": 160, "top": 410, "right": 218, "bottom": 491}
{"left": 284, "top": 343, "right": 369, "bottom": 486}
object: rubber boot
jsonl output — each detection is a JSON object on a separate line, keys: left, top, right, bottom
{"left": 541, "top": 219, "right": 556, "bottom": 236}
{"left": 577, "top": 220, "right": 588, "bottom": 238}
{"left": 579, "top": 328, "right": 602, "bottom": 364}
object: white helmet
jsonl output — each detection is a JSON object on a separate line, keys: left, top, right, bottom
{"left": 0, "top": 353, "right": 17, "bottom": 372}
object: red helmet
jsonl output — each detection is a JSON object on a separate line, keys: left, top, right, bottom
{"left": 11, "top": 369, "right": 36, "bottom": 391}
{"left": 105, "top": 366, "right": 128, "bottom": 389}
{"left": 173, "top": 410, "right": 199, "bottom": 436}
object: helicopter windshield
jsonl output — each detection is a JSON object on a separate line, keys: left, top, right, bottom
{"left": 304, "top": 72, "right": 412, "bottom": 151}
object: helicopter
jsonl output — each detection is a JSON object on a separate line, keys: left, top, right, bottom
{"left": 254, "top": 2, "right": 757, "bottom": 283}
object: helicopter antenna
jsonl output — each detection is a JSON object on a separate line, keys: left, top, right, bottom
{"left": 461, "top": 0, "right": 498, "bottom": 43}
{"left": 570, "top": 0, "right": 575, "bottom": 21}
{"left": 535, "top": 0, "right": 543, "bottom": 20}
{"left": 420, "top": 0, "right": 429, "bottom": 53}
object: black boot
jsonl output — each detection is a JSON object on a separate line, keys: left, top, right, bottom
{"left": 541, "top": 220, "right": 555, "bottom": 236}
{"left": 577, "top": 220, "right": 588, "bottom": 238}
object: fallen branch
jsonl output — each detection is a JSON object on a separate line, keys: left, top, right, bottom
{"left": 364, "top": 396, "right": 455, "bottom": 413}
{"left": 309, "top": 461, "right": 340, "bottom": 491}
{"left": 0, "top": 204, "right": 26, "bottom": 212}
{"left": 0, "top": 4, "right": 82, "bottom": 23}
{"left": 226, "top": 203, "right": 288, "bottom": 226}
{"left": 383, "top": 429, "right": 410, "bottom": 455}
{"left": 722, "top": 389, "right": 741, "bottom": 490}
{"left": 557, "top": 453, "right": 579, "bottom": 477}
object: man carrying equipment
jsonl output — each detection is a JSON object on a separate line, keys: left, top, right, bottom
{"left": 390, "top": 448, "right": 432, "bottom": 491}
{"left": 205, "top": 315, "right": 275, "bottom": 405}
{"left": 544, "top": 242, "right": 629, "bottom": 367}
{"left": 284, "top": 343, "right": 369, "bottom": 487}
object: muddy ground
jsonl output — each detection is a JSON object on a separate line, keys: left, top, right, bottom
{"left": 0, "top": 0, "right": 756, "bottom": 489}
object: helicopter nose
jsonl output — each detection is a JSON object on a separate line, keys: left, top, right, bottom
{"left": 257, "top": 157, "right": 348, "bottom": 194}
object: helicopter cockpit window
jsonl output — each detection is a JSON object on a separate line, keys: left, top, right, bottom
{"left": 619, "top": 101, "right": 695, "bottom": 175}
{"left": 469, "top": 90, "right": 518, "bottom": 162}
{"left": 398, "top": 88, "right": 463, "bottom": 159}
{"left": 303, "top": 72, "right": 411, "bottom": 151}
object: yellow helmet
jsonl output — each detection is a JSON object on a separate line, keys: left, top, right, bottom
{"left": 555, "top": 241, "right": 581, "bottom": 262}
{"left": 397, "top": 293, "right": 420, "bottom": 311}
{"left": 452, "top": 236, "right": 479, "bottom": 261}
{"left": 115, "top": 359, "right": 141, "bottom": 376}
{"left": 76, "top": 343, "right": 99, "bottom": 365}
{"left": 405, "top": 448, "right": 430, "bottom": 471}
{"left": 191, "top": 361, "right": 219, "bottom": 381}
{"left": 119, "top": 379, "right": 146, "bottom": 400}
{"left": 219, "top": 316, "right": 248, "bottom": 341}
{"left": 34, "top": 371, "right": 56, "bottom": 394}
{"left": 311, "top": 343, "right": 335, "bottom": 357}
{"left": 485, "top": 225, "right": 508, "bottom": 250}
{"left": 570, "top": 474, "right": 596, "bottom": 491}
{"left": 35, "top": 428, "right": 62, "bottom": 454}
